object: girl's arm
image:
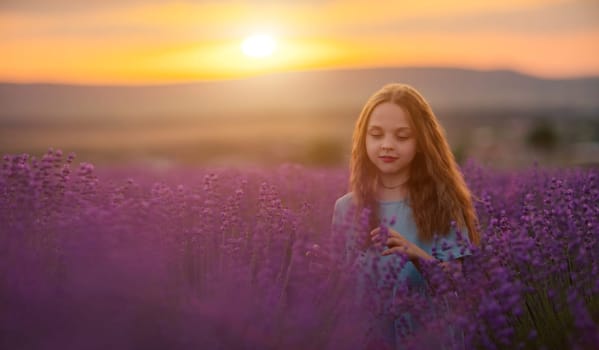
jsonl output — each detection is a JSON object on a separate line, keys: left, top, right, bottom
{"left": 371, "top": 227, "right": 467, "bottom": 290}
{"left": 332, "top": 197, "right": 355, "bottom": 267}
{"left": 412, "top": 254, "right": 465, "bottom": 295}
{"left": 412, "top": 252, "right": 464, "bottom": 277}
{"left": 395, "top": 242, "right": 464, "bottom": 277}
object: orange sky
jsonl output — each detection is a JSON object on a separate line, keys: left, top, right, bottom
{"left": 1, "top": 0, "right": 598, "bottom": 84}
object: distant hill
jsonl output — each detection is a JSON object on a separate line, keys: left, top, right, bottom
{"left": 1, "top": 67, "right": 598, "bottom": 123}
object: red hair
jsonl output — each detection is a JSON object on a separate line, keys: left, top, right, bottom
{"left": 349, "top": 83, "right": 480, "bottom": 245}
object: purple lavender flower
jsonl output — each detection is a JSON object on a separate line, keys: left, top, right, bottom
{"left": 1, "top": 152, "right": 597, "bottom": 350}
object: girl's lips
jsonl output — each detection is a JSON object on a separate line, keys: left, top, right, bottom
{"left": 380, "top": 156, "right": 398, "bottom": 163}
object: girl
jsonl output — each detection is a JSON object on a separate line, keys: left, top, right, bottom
{"left": 331, "top": 83, "right": 480, "bottom": 349}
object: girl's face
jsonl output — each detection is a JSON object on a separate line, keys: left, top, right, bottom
{"left": 365, "top": 102, "right": 418, "bottom": 177}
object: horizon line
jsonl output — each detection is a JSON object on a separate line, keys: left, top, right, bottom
{"left": 2, "top": 64, "right": 598, "bottom": 88}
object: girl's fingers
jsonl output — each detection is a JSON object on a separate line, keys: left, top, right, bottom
{"left": 386, "top": 237, "right": 402, "bottom": 247}
{"left": 388, "top": 229, "right": 403, "bottom": 238}
{"left": 371, "top": 227, "right": 407, "bottom": 246}
{"left": 381, "top": 246, "right": 406, "bottom": 256}
{"left": 387, "top": 236, "right": 406, "bottom": 245}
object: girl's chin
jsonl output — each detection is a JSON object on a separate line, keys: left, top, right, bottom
{"left": 376, "top": 166, "right": 403, "bottom": 174}
{"left": 376, "top": 163, "right": 409, "bottom": 175}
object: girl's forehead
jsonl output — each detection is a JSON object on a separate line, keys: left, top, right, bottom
{"left": 367, "top": 102, "right": 411, "bottom": 128}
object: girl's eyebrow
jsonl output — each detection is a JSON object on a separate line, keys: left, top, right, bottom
{"left": 368, "top": 125, "right": 411, "bottom": 131}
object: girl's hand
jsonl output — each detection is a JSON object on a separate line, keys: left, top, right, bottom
{"left": 369, "top": 226, "right": 427, "bottom": 262}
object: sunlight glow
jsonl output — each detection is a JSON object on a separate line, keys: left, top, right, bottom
{"left": 241, "top": 34, "right": 277, "bottom": 58}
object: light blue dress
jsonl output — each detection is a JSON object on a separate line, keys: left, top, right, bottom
{"left": 331, "top": 192, "right": 472, "bottom": 349}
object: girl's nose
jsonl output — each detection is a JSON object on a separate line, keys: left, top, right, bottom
{"left": 381, "top": 135, "right": 394, "bottom": 150}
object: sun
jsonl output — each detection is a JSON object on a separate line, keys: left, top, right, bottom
{"left": 241, "top": 34, "right": 277, "bottom": 58}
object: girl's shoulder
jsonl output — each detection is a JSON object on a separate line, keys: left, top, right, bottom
{"left": 334, "top": 192, "right": 356, "bottom": 212}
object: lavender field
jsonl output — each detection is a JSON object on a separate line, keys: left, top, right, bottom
{"left": 1, "top": 149, "right": 598, "bottom": 350}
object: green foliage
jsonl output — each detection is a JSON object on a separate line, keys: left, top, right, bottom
{"left": 303, "top": 138, "right": 345, "bottom": 166}
{"left": 452, "top": 144, "right": 466, "bottom": 165}
{"left": 525, "top": 119, "right": 559, "bottom": 152}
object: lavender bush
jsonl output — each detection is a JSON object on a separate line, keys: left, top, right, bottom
{"left": 1, "top": 149, "right": 597, "bottom": 350}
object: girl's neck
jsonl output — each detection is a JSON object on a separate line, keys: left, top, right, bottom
{"left": 376, "top": 172, "right": 410, "bottom": 201}
{"left": 376, "top": 186, "right": 409, "bottom": 201}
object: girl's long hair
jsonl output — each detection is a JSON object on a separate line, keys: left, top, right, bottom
{"left": 349, "top": 83, "right": 480, "bottom": 246}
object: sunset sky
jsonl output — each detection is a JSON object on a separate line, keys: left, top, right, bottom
{"left": 1, "top": 0, "right": 598, "bottom": 84}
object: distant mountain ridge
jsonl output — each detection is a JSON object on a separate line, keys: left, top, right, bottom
{"left": 1, "top": 67, "right": 598, "bottom": 122}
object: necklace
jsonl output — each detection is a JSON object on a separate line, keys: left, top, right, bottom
{"left": 379, "top": 179, "right": 405, "bottom": 189}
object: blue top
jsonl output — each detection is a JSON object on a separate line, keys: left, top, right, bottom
{"left": 331, "top": 192, "right": 472, "bottom": 348}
